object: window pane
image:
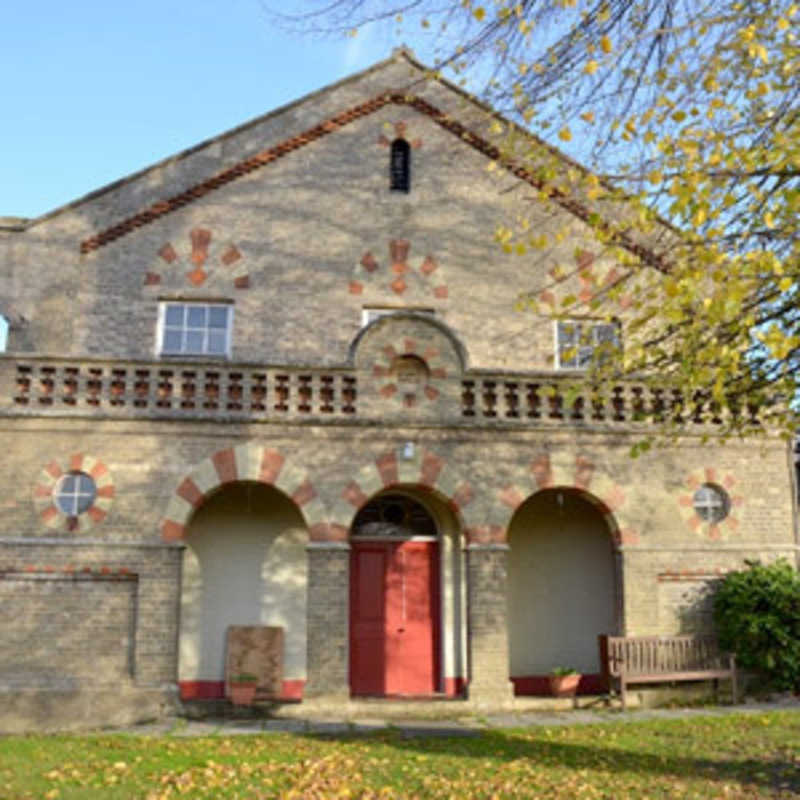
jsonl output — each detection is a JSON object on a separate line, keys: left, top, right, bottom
{"left": 185, "top": 331, "right": 204, "bottom": 353}
{"left": 207, "top": 331, "right": 226, "bottom": 354}
{"left": 163, "top": 330, "right": 182, "bottom": 352}
{"left": 59, "top": 474, "right": 78, "bottom": 495}
{"left": 208, "top": 306, "right": 228, "bottom": 328}
{"left": 165, "top": 305, "right": 184, "bottom": 326}
{"left": 186, "top": 306, "right": 206, "bottom": 327}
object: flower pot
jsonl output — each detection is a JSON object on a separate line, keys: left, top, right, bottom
{"left": 549, "top": 673, "right": 581, "bottom": 697}
{"left": 229, "top": 682, "right": 258, "bottom": 706}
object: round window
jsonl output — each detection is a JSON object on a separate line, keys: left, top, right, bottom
{"left": 692, "top": 483, "right": 730, "bottom": 523}
{"left": 53, "top": 471, "right": 97, "bottom": 516}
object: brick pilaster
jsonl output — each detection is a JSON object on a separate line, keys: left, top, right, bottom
{"left": 304, "top": 542, "right": 350, "bottom": 698}
{"left": 467, "top": 543, "right": 514, "bottom": 704}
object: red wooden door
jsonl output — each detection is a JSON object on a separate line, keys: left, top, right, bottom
{"left": 350, "top": 540, "right": 440, "bottom": 696}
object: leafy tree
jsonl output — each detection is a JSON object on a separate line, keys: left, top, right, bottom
{"left": 283, "top": 0, "right": 799, "bottom": 437}
{"left": 713, "top": 559, "right": 800, "bottom": 691}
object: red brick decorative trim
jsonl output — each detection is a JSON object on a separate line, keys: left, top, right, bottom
{"left": 147, "top": 228, "right": 249, "bottom": 289}
{"left": 161, "top": 443, "right": 330, "bottom": 542}
{"left": 331, "top": 445, "right": 478, "bottom": 537}
{"left": 32, "top": 454, "right": 114, "bottom": 534}
{"left": 378, "top": 119, "right": 423, "bottom": 150}
{"left": 492, "top": 451, "right": 637, "bottom": 546}
{"left": 79, "top": 93, "right": 667, "bottom": 272}
{"left": 351, "top": 239, "right": 449, "bottom": 301}
{"left": 677, "top": 468, "right": 743, "bottom": 541}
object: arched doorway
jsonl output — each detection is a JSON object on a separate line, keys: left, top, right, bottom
{"left": 507, "top": 487, "right": 620, "bottom": 695}
{"left": 179, "top": 481, "right": 308, "bottom": 701}
{"left": 349, "top": 491, "right": 444, "bottom": 697}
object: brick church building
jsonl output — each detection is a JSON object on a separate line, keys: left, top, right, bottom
{"left": 0, "top": 51, "right": 796, "bottom": 730}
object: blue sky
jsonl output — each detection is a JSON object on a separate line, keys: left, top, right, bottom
{"left": 0, "top": 0, "right": 409, "bottom": 348}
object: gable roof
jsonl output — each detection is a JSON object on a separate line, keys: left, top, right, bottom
{"left": 32, "top": 49, "right": 665, "bottom": 271}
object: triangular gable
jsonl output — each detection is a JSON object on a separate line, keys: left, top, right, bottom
{"left": 75, "top": 54, "right": 666, "bottom": 271}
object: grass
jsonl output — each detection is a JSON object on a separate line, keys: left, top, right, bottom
{"left": 0, "top": 711, "right": 798, "bottom": 798}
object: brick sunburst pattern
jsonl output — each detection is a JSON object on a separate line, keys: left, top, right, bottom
{"left": 538, "top": 250, "right": 633, "bottom": 311}
{"left": 377, "top": 119, "right": 423, "bottom": 150}
{"left": 491, "top": 451, "right": 637, "bottom": 546}
{"left": 161, "top": 443, "right": 330, "bottom": 542}
{"left": 677, "top": 467, "right": 743, "bottom": 541}
{"left": 349, "top": 239, "right": 448, "bottom": 299}
{"left": 371, "top": 337, "right": 448, "bottom": 408}
{"left": 32, "top": 454, "right": 115, "bottom": 533}
{"left": 329, "top": 446, "right": 479, "bottom": 541}
{"left": 145, "top": 228, "right": 249, "bottom": 289}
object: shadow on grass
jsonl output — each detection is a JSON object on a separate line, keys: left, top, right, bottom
{"left": 299, "top": 726, "right": 800, "bottom": 795}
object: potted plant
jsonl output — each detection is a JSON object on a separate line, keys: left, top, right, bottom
{"left": 229, "top": 673, "right": 259, "bottom": 706}
{"left": 549, "top": 667, "right": 581, "bottom": 698}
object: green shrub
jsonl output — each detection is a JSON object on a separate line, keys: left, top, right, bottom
{"left": 713, "top": 559, "right": 800, "bottom": 691}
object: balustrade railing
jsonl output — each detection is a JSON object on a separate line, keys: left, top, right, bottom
{"left": 5, "top": 357, "right": 754, "bottom": 428}
{"left": 10, "top": 360, "right": 357, "bottom": 419}
{"left": 460, "top": 375, "right": 759, "bottom": 427}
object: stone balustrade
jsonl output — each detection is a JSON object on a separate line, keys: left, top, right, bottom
{"left": 3, "top": 357, "right": 753, "bottom": 429}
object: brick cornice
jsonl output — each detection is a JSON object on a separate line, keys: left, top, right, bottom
{"left": 79, "top": 93, "right": 667, "bottom": 271}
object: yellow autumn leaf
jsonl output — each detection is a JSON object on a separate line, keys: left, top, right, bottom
{"left": 764, "top": 212, "right": 776, "bottom": 228}
{"left": 581, "top": 111, "right": 595, "bottom": 123}
{"left": 584, "top": 60, "right": 599, "bottom": 75}
{"left": 558, "top": 127, "right": 572, "bottom": 141}
{"left": 600, "top": 35, "right": 613, "bottom": 53}
{"left": 779, "top": 277, "right": 793, "bottom": 291}
{"left": 473, "top": 7, "right": 486, "bottom": 21}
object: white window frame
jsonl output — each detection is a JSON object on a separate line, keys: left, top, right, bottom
{"left": 554, "top": 319, "right": 620, "bottom": 370}
{"left": 361, "top": 307, "right": 435, "bottom": 327}
{"left": 157, "top": 301, "right": 233, "bottom": 358}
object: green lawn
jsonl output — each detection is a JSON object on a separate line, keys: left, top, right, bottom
{"left": 0, "top": 711, "right": 798, "bottom": 799}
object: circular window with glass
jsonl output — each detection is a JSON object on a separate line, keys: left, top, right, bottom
{"left": 352, "top": 494, "right": 438, "bottom": 538}
{"left": 692, "top": 483, "right": 730, "bottom": 523}
{"left": 53, "top": 471, "right": 97, "bottom": 516}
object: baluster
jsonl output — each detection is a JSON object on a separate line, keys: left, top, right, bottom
{"left": 155, "top": 370, "right": 174, "bottom": 408}
{"left": 298, "top": 375, "right": 312, "bottom": 413}
{"left": 632, "top": 386, "right": 646, "bottom": 421}
{"left": 203, "top": 371, "right": 220, "bottom": 410}
{"left": 612, "top": 386, "right": 625, "bottom": 421}
{"left": 227, "top": 372, "right": 243, "bottom": 411}
{"left": 180, "top": 371, "right": 196, "bottom": 410}
{"left": 570, "top": 390, "right": 585, "bottom": 421}
{"left": 62, "top": 367, "right": 79, "bottom": 405}
{"left": 591, "top": 386, "right": 605, "bottom": 420}
{"left": 320, "top": 375, "right": 334, "bottom": 413}
{"left": 133, "top": 369, "right": 150, "bottom": 408}
{"left": 670, "top": 388, "right": 684, "bottom": 423}
{"left": 651, "top": 388, "right": 665, "bottom": 422}
{"left": 39, "top": 366, "right": 55, "bottom": 405}
{"left": 14, "top": 365, "right": 32, "bottom": 404}
{"left": 504, "top": 382, "right": 519, "bottom": 418}
{"left": 691, "top": 390, "right": 706, "bottom": 423}
{"left": 525, "top": 383, "right": 541, "bottom": 418}
{"left": 461, "top": 381, "right": 476, "bottom": 417}
{"left": 482, "top": 381, "right": 497, "bottom": 417}
{"left": 547, "top": 385, "right": 563, "bottom": 419}
{"left": 274, "top": 374, "right": 289, "bottom": 412}
{"left": 250, "top": 373, "right": 267, "bottom": 412}
{"left": 86, "top": 368, "right": 103, "bottom": 407}
{"left": 342, "top": 376, "right": 357, "bottom": 414}
{"left": 109, "top": 369, "right": 126, "bottom": 406}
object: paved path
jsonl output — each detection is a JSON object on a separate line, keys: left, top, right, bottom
{"left": 125, "top": 696, "right": 800, "bottom": 739}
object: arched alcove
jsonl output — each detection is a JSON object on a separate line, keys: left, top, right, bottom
{"left": 507, "top": 487, "right": 620, "bottom": 695}
{"left": 178, "top": 481, "right": 308, "bottom": 701}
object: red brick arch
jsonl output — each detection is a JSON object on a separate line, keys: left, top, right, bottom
{"left": 161, "top": 443, "right": 331, "bottom": 542}
{"left": 490, "top": 451, "right": 639, "bottom": 546}
{"left": 328, "top": 446, "right": 480, "bottom": 541}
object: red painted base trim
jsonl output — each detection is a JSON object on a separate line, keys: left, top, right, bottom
{"left": 179, "top": 680, "right": 306, "bottom": 702}
{"left": 511, "top": 673, "right": 607, "bottom": 696}
{"left": 443, "top": 677, "right": 467, "bottom": 697}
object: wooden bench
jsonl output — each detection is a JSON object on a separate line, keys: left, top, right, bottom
{"left": 599, "top": 635, "right": 738, "bottom": 709}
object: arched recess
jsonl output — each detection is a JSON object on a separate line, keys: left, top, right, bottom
{"left": 348, "top": 486, "right": 467, "bottom": 698}
{"left": 507, "top": 487, "right": 622, "bottom": 696}
{"left": 161, "top": 442, "right": 331, "bottom": 541}
{"left": 178, "top": 481, "right": 308, "bottom": 701}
